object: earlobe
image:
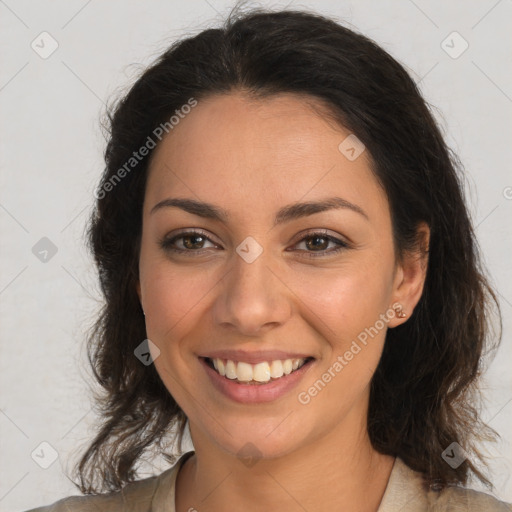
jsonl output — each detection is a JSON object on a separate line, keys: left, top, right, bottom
{"left": 392, "top": 303, "right": 407, "bottom": 318}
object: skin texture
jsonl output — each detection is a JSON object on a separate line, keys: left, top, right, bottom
{"left": 136, "top": 91, "right": 429, "bottom": 512}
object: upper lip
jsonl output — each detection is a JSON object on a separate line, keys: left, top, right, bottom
{"left": 199, "top": 349, "right": 315, "bottom": 365}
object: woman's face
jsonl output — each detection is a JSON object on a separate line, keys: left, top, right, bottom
{"left": 137, "top": 92, "right": 424, "bottom": 461}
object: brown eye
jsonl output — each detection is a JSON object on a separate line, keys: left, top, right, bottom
{"left": 159, "top": 230, "right": 218, "bottom": 255}
{"left": 304, "top": 234, "right": 330, "bottom": 251}
{"left": 293, "top": 232, "right": 349, "bottom": 258}
{"left": 159, "top": 230, "right": 350, "bottom": 258}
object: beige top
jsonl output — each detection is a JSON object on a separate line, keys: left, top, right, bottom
{"left": 25, "top": 451, "right": 512, "bottom": 511}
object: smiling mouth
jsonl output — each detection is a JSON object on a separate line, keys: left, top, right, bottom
{"left": 201, "top": 356, "right": 315, "bottom": 385}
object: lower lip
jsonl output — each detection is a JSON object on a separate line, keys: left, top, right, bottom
{"left": 200, "top": 357, "right": 315, "bottom": 404}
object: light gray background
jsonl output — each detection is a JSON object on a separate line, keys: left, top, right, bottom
{"left": 1, "top": 0, "right": 511, "bottom": 510}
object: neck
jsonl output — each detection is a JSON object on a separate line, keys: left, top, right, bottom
{"left": 175, "top": 418, "right": 395, "bottom": 512}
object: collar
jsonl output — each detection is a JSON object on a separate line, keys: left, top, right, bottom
{"left": 150, "top": 452, "right": 432, "bottom": 512}
{"left": 377, "top": 457, "right": 430, "bottom": 511}
{"left": 152, "top": 450, "right": 195, "bottom": 512}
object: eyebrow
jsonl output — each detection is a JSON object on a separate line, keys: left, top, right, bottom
{"left": 150, "top": 196, "right": 369, "bottom": 225}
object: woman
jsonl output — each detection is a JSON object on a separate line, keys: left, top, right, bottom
{"left": 26, "top": 7, "right": 511, "bottom": 512}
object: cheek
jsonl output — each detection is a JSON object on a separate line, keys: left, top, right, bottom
{"left": 142, "top": 265, "right": 212, "bottom": 341}
{"left": 294, "top": 267, "right": 391, "bottom": 413}
{"left": 140, "top": 264, "right": 212, "bottom": 400}
{"left": 289, "top": 259, "right": 395, "bottom": 345}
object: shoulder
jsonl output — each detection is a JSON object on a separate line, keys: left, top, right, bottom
{"left": 378, "top": 458, "right": 512, "bottom": 511}
{"left": 22, "top": 463, "right": 179, "bottom": 512}
{"left": 429, "top": 485, "right": 512, "bottom": 511}
{"left": 22, "top": 472, "right": 160, "bottom": 511}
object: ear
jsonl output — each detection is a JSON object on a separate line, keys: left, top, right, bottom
{"left": 388, "top": 222, "right": 430, "bottom": 328}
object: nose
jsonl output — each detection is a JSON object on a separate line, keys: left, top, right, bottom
{"left": 212, "top": 245, "right": 292, "bottom": 336}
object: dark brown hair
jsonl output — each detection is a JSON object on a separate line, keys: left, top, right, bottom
{"left": 74, "top": 6, "right": 502, "bottom": 494}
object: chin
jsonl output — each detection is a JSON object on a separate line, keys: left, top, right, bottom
{"left": 206, "top": 421, "right": 306, "bottom": 463}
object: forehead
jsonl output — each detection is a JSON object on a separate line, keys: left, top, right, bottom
{"left": 144, "top": 91, "right": 388, "bottom": 224}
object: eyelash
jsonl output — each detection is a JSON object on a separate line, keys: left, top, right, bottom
{"left": 158, "top": 229, "right": 350, "bottom": 258}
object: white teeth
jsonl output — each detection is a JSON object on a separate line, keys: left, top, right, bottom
{"left": 208, "top": 357, "right": 309, "bottom": 383}
{"left": 253, "top": 362, "right": 271, "bottom": 382}
{"left": 269, "top": 360, "right": 283, "bottom": 378}
{"left": 236, "top": 362, "right": 253, "bottom": 382}
{"left": 225, "top": 360, "right": 237, "bottom": 379}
